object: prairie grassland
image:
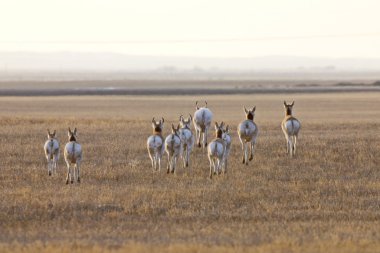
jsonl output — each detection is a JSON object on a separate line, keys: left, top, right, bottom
{"left": 0, "top": 92, "right": 380, "bottom": 252}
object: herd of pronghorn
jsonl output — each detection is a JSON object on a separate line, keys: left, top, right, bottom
{"left": 44, "top": 101, "right": 300, "bottom": 183}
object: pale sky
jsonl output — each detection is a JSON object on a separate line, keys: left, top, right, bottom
{"left": 0, "top": 0, "right": 379, "bottom": 58}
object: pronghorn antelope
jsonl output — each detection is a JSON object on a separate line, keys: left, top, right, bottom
{"left": 207, "top": 122, "right": 227, "bottom": 179}
{"left": 179, "top": 114, "right": 194, "bottom": 168}
{"left": 238, "top": 106, "right": 259, "bottom": 165}
{"left": 222, "top": 125, "right": 232, "bottom": 173}
{"left": 165, "top": 124, "right": 183, "bottom": 174}
{"left": 147, "top": 117, "right": 165, "bottom": 171}
{"left": 44, "top": 129, "right": 59, "bottom": 176}
{"left": 193, "top": 101, "right": 213, "bottom": 149}
{"left": 281, "top": 101, "right": 301, "bottom": 157}
{"left": 64, "top": 128, "right": 82, "bottom": 184}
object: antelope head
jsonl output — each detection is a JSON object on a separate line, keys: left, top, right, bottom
{"left": 47, "top": 129, "right": 56, "bottom": 139}
{"left": 152, "top": 117, "right": 164, "bottom": 134}
{"left": 244, "top": 106, "right": 256, "bottom": 121}
{"left": 179, "top": 114, "right": 192, "bottom": 129}
{"left": 195, "top": 101, "right": 208, "bottom": 110}
{"left": 68, "top": 127, "right": 77, "bottom": 142}
{"left": 222, "top": 125, "right": 230, "bottom": 141}
{"left": 283, "top": 101, "right": 295, "bottom": 116}
{"left": 214, "top": 121, "right": 225, "bottom": 139}
{"left": 171, "top": 124, "right": 180, "bottom": 136}
{"left": 224, "top": 125, "right": 230, "bottom": 134}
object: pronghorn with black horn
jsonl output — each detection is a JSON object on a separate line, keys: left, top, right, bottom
{"left": 165, "top": 124, "right": 183, "bottom": 174}
{"left": 147, "top": 117, "right": 165, "bottom": 171}
{"left": 238, "top": 106, "right": 259, "bottom": 165}
{"left": 44, "top": 129, "right": 60, "bottom": 176}
{"left": 207, "top": 122, "right": 227, "bottom": 179}
{"left": 179, "top": 114, "right": 194, "bottom": 168}
{"left": 193, "top": 101, "right": 213, "bottom": 149}
{"left": 282, "top": 101, "right": 301, "bottom": 157}
{"left": 64, "top": 128, "right": 82, "bottom": 184}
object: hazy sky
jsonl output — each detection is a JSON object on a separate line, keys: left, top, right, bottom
{"left": 0, "top": 0, "right": 379, "bottom": 58}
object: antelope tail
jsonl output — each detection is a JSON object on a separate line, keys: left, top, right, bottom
{"left": 50, "top": 139, "right": 54, "bottom": 159}
{"left": 213, "top": 142, "right": 218, "bottom": 156}
{"left": 291, "top": 120, "right": 295, "bottom": 135}
{"left": 201, "top": 110, "right": 206, "bottom": 131}
{"left": 171, "top": 135, "right": 175, "bottom": 150}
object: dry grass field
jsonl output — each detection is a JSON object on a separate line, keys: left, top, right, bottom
{"left": 0, "top": 92, "right": 380, "bottom": 252}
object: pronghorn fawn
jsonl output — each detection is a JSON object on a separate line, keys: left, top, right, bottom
{"left": 44, "top": 129, "right": 60, "bottom": 176}
{"left": 281, "top": 101, "right": 301, "bottom": 157}
{"left": 222, "top": 125, "right": 232, "bottom": 174}
{"left": 147, "top": 117, "right": 165, "bottom": 171}
{"left": 207, "top": 122, "right": 227, "bottom": 179}
{"left": 238, "top": 106, "right": 259, "bottom": 165}
{"left": 193, "top": 101, "right": 213, "bottom": 150}
{"left": 165, "top": 124, "right": 183, "bottom": 174}
{"left": 179, "top": 114, "right": 194, "bottom": 168}
{"left": 64, "top": 128, "right": 83, "bottom": 184}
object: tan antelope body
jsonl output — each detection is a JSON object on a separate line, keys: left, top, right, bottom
{"left": 207, "top": 122, "right": 227, "bottom": 179}
{"left": 222, "top": 125, "right": 232, "bottom": 173}
{"left": 193, "top": 101, "right": 213, "bottom": 150}
{"left": 165, "top": 124, "right": 183, "bottom": 174}
{"left": 179, "top": 114, "right": 194, "bottom": 168}
{"left": 238, "top": 106, "right": 259, "bottom": 165}
{"left": 64, "top": 128, "right": 82, "bottom": 184}
{"left": 281, "top": 101, "right": 301, "bottom": 157}
{"left": 44, "top": 129, "right": 60, "bottom": 176}
{"left": 147, "top": 118, "right": 165, "bottom": 171}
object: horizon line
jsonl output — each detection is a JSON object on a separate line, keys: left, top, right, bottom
{"left": 1, "top": 51, "right": 380, "bottom": 60}
{"left": 0, "top": 33, "right": 380, "bottom": 45}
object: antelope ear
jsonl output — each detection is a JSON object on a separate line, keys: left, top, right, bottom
{"left": 283, "top": 101, "right": 287, "bottom": 107}
{"left": 244, "top": 106, "right": 248, "bottom": 114}
{"left": 152, "top": 117, "right": 155, "bottom": 123}
{"left": 195, "top": 101, "right": 199, "bottom": 110}
{"left": 53, "top": 130, "right": 56, "bottom": 136}
{"left": 215, "top": 122, "right": 219, "bottom": 129}
{"left": 220, "top": 121, "right": 225, "bottom": 127}
{"left": 226, "top": 125, "right": 229, "bottom": 132}
{"left": 47, "top": 129, "right": 50, "bottom": 135}
{"left": 74, "top": 128, "right": 77, "bottom": 135}
{"left": 204, "top": 101, "right": 208, "bottom": 108}
{"left": 161, "top": 117, "right": 164, "bottom": 124}
{"left": 179, "top": 115, "right": 183, "bottom": 121}
{"left": 189, "top": 114, "right": 192, "bottom": 121}
{"left": 291, "top": 101, "right": 295, "bottom": 106}
{"left": 252, "top": 106, "right": 256, "bottom": 112}
{"left": 68, "top": 128, "right": 71, "bottom": 136}
{"left": 171, "top": 124, "right": 175, "bottom": 131}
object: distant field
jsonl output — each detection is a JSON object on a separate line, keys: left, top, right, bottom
{"left": 0, "top": 92, "right": 380, "bottom": 252}
{"left": 0, "top": 79, "right": 380, "bottom": 96}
